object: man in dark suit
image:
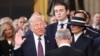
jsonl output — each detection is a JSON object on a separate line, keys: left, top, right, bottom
{"left": 45, "top": 29, "right": 85, "bottom": 56}
{"left": 68, "top": 16, "right": 93, "bottom": 56}
{"left": 13, "top": 14, "right": 57, "bottom": 56}
{"left": 92, "top": 12, "right": 100, "bottom": 34}
{"left": 93, "top": 36, "right": 100, "bottom": 54}
{"left": 94, "top": 45, "right": 100, "bottom": 56}
{"left": 46, "top": 2, "right": 70, "bottom": 43}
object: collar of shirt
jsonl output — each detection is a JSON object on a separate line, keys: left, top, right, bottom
{"left": 57, "top": 18, "right": 68, "bottom": 30}
{"left": 58, "top": 18, "right": 68, "bottom": 25}
{"left": 92, "top": 24, "right": 97, "bottom": 29}
{"left": 74, "top": 32, "right": 83, "bottom": 42}
{"left": 33, "top": 33, "right": 44, "bottom": 40}
{"left": 33, "top": 33, "right": 45, "bottom": 55}
{"left": 59, "top": 43, "right": 70, "bottom": 48}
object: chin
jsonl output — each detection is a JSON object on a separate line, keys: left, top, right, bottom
{"left": 71, "top": 31, "right": 76, "bottom": 33}
{"left": 39, "top": 33, "right": 44, "bottom": 36}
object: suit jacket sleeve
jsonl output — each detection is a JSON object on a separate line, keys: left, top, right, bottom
{"left": 45, "top": 51, "right": 52, "bottom": 56}
{"left": 13, "top": 46, "right": 23, "bottom": 56}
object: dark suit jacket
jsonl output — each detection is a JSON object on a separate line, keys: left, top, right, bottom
{"left": 94, "top": 46, "right": 100, "bottom": 56}
{"left": 71, "top": 33, "right": 93, "bottom": 56}
{"left": 85, "top": 27, "right": 100, "bottom": 39}
{"left": 93, "top": 36, "right": 100, "bottom": 53}
{"left": 46, "top": 22, "right": 71, "bottom": 50}
{"left": 45, "top": 46, "right": 85, "bottom": 56}
{"left": 46, "top": 22, "right": 70, "bottom": 43}
{"left": 13, "top": 30, "right": 57, "bottom": 56}
{"left": 0, "top": 40, "right": 13, "bottom": 56}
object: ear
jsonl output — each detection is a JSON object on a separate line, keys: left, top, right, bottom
{"left": 55, "top": 38, "right": 62, "bottom": 42}
{"left": 66, "top": 9, "right": 70, "bottom": 15}
{"left": 68, "top": 37, "right": 72, "bottom": 43}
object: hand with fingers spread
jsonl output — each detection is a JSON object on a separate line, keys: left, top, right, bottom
{"left": 14, "top": 30, "right": 26, "bottom": 49}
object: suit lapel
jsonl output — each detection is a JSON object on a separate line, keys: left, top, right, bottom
{"left": 26, "top": 30, "right": 37, "bottom": 56}
{"left": 71, "top": 33, "right": 85, "bottom": 48}
{"left": 53, "top": 22, "right": 58, "bottom": 35}
{"left": 44, "top": 35, "right": 50, "bottom": 54}
{"left": 75, "top": 33, "right": 85, "bottom": 47}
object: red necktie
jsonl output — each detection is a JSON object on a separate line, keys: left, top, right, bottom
{"left": 38, "top": 38, "right": 43, "bottom": 56}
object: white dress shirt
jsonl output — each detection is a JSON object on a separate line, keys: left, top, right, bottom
{"left": 59, "top": 43, "right": 70, "bottom": 48}
{"left": 92, "top": 24, "right": 96, "bottom": 29}
{"left": 57, "top": 18, "right": 68, "bottom": 30}
{"left": 33, "top": 33, "right": 45, "bottom": 55}
{"left": 14, "top": 33, "right": 46, "bottom": 55}
{"left": 92, "top": 24, "right": 100, "bottom": 30}
{"left": 74, "top": 32, "right": 83, "bottom": 42}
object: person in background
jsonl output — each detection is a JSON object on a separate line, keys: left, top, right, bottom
{"left": 45, "top": 29, "right": 85, "bottom": 56}
{"left": 18, "top": 16, "right": 27, "bottom": 30}
{"left": 92, "top": 13, "right": 100, "bottom": 55}
{"left": 21, "top": 22, "right": 29, "bottom": 32}
{"left": 13, "top": 18, "right": 19, "bottom": 32}
{"left": 92, "top": 12, "right": 100, "bottom": 31}
{"left": 0, "top": 22, "right": 15, "bottom": 56}
{"left": 49, "top": 16, "right": 57, "bottom": 24}
{"left": 0, "top": 17, "right": 13, "bottom": 25}
{"left": 46, "top": 2, "right": 70, "bottom": 45}
{"left": 69, "top": 10, "right": 75, "bottom": 19}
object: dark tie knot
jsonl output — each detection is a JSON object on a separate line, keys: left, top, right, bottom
{"left": 60, "top": 23, "right": 64, "bottom": 28}
{"left": 38, "top": 37, "right": 41, "bottom": 40}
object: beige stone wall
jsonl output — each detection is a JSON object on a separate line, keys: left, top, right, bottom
{"left": 75, "top": 0, "right": 100, "bottom": 17}
{"left": 84, "top": 0, "right": 100, "bottom": 16}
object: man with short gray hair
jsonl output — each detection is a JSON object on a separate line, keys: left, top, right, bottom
{"left": 45, "top": 29, "right": 85, "bottom": 56}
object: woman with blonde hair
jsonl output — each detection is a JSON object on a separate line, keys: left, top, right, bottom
{"left": 0, "top": 22, "right": 15, "bottom": 56}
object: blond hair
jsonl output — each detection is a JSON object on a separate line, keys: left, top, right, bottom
{"left": 0, "top": 22, "right": 15, "bottom": 41}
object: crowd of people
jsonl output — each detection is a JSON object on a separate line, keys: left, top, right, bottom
{"left": 0, "top": 1, "right": 100, "bottom": 56}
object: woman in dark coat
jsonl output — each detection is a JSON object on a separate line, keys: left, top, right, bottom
{"left": 0, "top": 22, "right": 15, "bottom": 56}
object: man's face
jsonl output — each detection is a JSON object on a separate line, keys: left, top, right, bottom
{"left": 18, "top": 18, "right": 27, "bottom": 28}
{"left": 54, "top": 5, "right": 68, "bottom": 21}
{"left": 93, "top": 13, "right": 100, "bottom": 24}
{"left": 30, "top": 19, "right": 45, "bottom": 36}
{"left": 70, "top": 25, "right": 84, "bottom": 34}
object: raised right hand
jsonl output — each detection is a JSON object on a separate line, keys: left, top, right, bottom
{"left": 15, "top": 30, "right": 26, "bottom": 47}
